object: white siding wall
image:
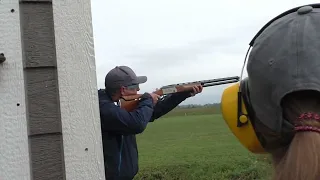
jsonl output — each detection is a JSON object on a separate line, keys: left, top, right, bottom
{"left": 0, "top": 1, "right": 31, "bottom": 180}
{"left": 52, "top": 0, "right": 106, "bottom": 179}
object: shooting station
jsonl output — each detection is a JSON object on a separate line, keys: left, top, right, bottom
{"left": 1, "top": 0, "right": 105, "bottom": 179}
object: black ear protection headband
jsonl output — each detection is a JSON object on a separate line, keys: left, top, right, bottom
{"left": 220, "top": 3, "right": 320, "bottom": 153}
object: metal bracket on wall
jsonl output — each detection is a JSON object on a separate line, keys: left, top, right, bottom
{"left": 0, "top": 53, "right": 6, "bottom": 63}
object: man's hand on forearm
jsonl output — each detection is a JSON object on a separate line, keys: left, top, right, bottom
{"left": 189, "top": 85, "right": 203, "bottom": 97}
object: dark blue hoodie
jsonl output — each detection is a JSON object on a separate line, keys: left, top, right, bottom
{"left": 98, "top": 89, "right": 190, "bottom": 180}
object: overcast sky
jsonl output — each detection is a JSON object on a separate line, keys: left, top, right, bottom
{"left": 90, "top": 0, "right": 318, "bottom": 105}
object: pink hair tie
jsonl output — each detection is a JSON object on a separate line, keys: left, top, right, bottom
{"left": 295, "top": 126, "right": 320, "bottom": 133}
{"left": 294, "top": 113, "right": 320, "bottom": 132}
{"left": 297, "top": 112, "right": 320, "bottom": 121}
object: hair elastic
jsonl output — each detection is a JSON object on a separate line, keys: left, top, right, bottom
{"left": 293, "top": 112, "right": 320, "bottom": 133}
{"left": 297, "top": 112, "right": 320, "bottom": 121}
{"left": 295, "top": 126, "right": 320, "bottom": 133}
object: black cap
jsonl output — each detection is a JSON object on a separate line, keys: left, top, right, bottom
{"left": 104, "top": 66, "right": 147, "bottom": 89}
{"left": 247, "top": 6, "right": 320, "bottom": 132}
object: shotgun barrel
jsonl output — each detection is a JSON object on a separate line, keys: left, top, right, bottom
{"left": 160, "top": 76, "right": 240, "bottom": 88}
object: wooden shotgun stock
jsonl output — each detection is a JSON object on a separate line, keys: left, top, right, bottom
{"left": 120, "top": 76, "right": 240, "bottom": 111}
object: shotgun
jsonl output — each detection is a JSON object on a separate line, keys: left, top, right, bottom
{"left": 120, "top": 76, "right": 240, "bottom": 111}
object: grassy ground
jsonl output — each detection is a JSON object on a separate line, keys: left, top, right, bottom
{"left": 161, "top": 106, "right": 221, "bottom": 118}
{"left": 134, "top": 108, "right": 273, "bottom": 180}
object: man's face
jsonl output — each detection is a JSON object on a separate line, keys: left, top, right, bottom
{"left": 120, "top": 84, "right": 140, "bottom": 96}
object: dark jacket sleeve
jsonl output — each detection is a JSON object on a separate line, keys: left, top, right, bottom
{"left": 150, "top": 91, "right": 191, "bottom": 121}
{"left": 99, "top": 93, "right": 154, "bottom": 135}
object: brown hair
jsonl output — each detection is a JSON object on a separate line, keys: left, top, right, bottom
{"left": 270, "top": 90, "right": 320, "bottom": 180}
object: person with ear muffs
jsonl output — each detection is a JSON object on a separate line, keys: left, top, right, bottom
{"left": 220, "top": 3, "right": 320, "bottom": 180}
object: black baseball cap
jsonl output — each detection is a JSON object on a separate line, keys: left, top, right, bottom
{"left": 247, "top": 5, "right": 320, "bottom": 132}
{"left": 104, "top": 66, "right": 147, "bottom": 89}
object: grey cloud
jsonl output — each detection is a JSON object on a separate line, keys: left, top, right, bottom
{"left": 122, "top": 36, "right": 249, "bottom": 73}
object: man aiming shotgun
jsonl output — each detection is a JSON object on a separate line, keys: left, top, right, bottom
{"left": 119, "top": 76, "right": 240, "bottom": 111}
{"left": 98, "top": 65, "right": 238, "bottom": 180}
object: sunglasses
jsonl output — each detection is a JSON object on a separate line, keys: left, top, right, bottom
{"left": 126, "top": 84, "right": 139, "bottom": 90}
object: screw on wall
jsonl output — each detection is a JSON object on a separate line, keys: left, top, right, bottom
{"left": 0, "top": 53, "right": 5, "bottom": 63}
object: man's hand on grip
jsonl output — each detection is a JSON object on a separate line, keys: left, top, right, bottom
{"left": 148, "top": 93, "right": 160, "bottom": 105}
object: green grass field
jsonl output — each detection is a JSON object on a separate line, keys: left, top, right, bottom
{"left": 134, "top": 107, "right": 273, "bottom": 180}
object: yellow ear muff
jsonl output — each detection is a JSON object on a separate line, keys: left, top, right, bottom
{"left": 220, "top": 82, "right": 266, "bottom": 154}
